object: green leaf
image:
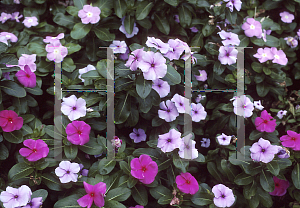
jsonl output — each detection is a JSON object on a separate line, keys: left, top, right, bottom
{"left": 124, "top": 15, "right": 135, "bottom": 34}
{"left": 53, "top": 13, "right": 76, "bottom": 30}
{"left": 173, "top": 153, "right": 189, "bottom": 172}
{"left": 62, "top": 57, "right": 76, "bottom": 72}
{"left": 119, "top": 161, "right": 130, "bottom": 175}
{"left": 243, "top": 181, "right": 257, "bottom": 200}
{"left": 149, "top": 185, "right": 172, "bottom": 200}
{"left": 256, "top": 82, "right": 269, "bottom": 97}
{"left": 0, "top": 143, "right": 9, "bottom": 160}
{"left": 66, "top": 6, "right": 79, "bottom": 16}
{"left": 104, "top": 200, "right": 126, "bottom": 208}
{"left": 65, "top": 43, "right": 81, "bottom": 55}
{"left": 133, "top": 148, "right": 161, "bottom": 160}
{"left": 249, "top": 130, "right": 265, "bottom": 140}
{"left": 73, "top": 0, "right": 87, "bottom": 9}
{"left": 136, "top": 75, "right": 152, "bottom": 99}
{"left": 179, "top": 5, "right": 192, "bottom": 28}
{"left": 248, "top": 193, "right": 259, "bottom": 208}
{"left": 127, "top": 175, "right": 138, "bottom": 188}
{"left": 25, "top": 86, "right": 43, "bottom": 95}
{"left": 260, "top": 169, "right": 274, "bottom": 192}
{"left": 225, "top": 8, "right": 237, "bottom": 24}
{"left": 204, "top": 43, "right": 219, "bottom": 55}
{"left": 154, "top": 13, "right": 170, "bottom": 35}
{"left": 27, "top": 42, "right": 47, "bottom": 56}
{"left": 202, "top": 23, "right": 216, "bottom": 37}
{"left": 234, "top": 172, "right": 253, "bottom": 185}
{"left": 86, "top": 36, "right": 98, "bottom": 62}
{"left": 207, "top": 162, "right": 223, "bottom": 183}
{"left": 114, "top": 0, "right": 127, "bottom": 18}
{"left": 266, "top": 161, "right": 279, "bottom": 176}
{"left": 191, "top": 192, "right": 213, "bottom": 206}
{"left": 64, "top": 144, "right": 78, "bottom": 160}
{"left": 98, "top": 158, "right": 116, "bottom": 175}
{"left": 292, "top": 163, "right": 300, "bottom": 189}
{"left": 251, "top": 62, "right": 262, "bottom": 73}
{"left": 162, "top": 64, "right": 181, "bottom": 85}
{"left": 136, "top": 18, "right": 152, "bottom": 29}
{"left": 265, "top": 35, "right": 279, "bottom": 47}
{"left": 127, "top": 105, "right": 139, "bottom": 127}
{"left": 0, "top": 42, "right": 8, "bottom": 54}
{"left": 8, "top": 162, "right": 34, "bottom": 181}
{"left": 164, "top": 0, "right": 179, "bottom": 6}
{"left": 115, "top": 93, "right": 131, "bottom": 124}
{"left": 79, "top": 137, "right": 103, "bottom": 155}
{"left": 239, "top": 35, "right": 250, "bottom": 47}
{"left": 93, "top": 27, "right": 115, "bottom": 42}
{"left": 54, "top": 194, "right": 82, "bottom": 208}
{"left": 190, "top": 33, "right": 203, "bottom": 52}
{"left": 106, "top": 187, "right": 131, "bottom": 202}
{"left": 251, "top": 37, "right": 265, "bottom": 46}
{"left": 132, "top": 184, "right": 148, "bottom": 206}
{"left": 70, "top": 23, "right": 92, "bottom": 40}
{"left": 196, "top": 0, "right": 210, "bottom": 7}
{"left": 129, "top": 43, "right": 143, "bottom": 51}
{"left": 158, "top": 194, "right": 173, "bottom": 205}
{"left": 31, "top": 189, "right": 48, "bottom": 202}
{"left": 213, "top": 61, "right": 226, "bottom": 75}
{"left": 257, "top": 187, "right": 273, "bottom": 207}
{"left": 3, "top": 130, "right": 23, "bottom": 143}
{"left": 135, "top": 1, "right": 153, "bottom": 20}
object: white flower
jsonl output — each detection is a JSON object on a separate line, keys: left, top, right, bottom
{"left": 78, "top": 64, "right": 96, "bottom": 82}
{"left": 277, "top": 110, "right": 287, "bottom": 119}
{"left": 254, "top": 100, "right": 264, "bottom": 110}
{"left": 232, "top": 95, "right": 254, "bottom": 118}
{"left": 109, "top": 40, "right": 127, "bottom": 54}
{"left": 55, "top": 161, "right": 80, "bottom": 183}
{"left": 217, "top": 133, "right": 231, "bottom": 145}
{"left": 61, "top": 95, "right": 86, "bottom": 121}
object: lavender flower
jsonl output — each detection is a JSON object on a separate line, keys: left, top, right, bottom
{"left": 158, "top": 100, "right": 179, "bottom": 122}
{"left": 217, "top": 133, "right": 231, "bottom": 145}
{"left": 254, "top": 100, "right": 264, "bottom": 110}
{"left": 119, "top": 47, "right": 129, "bottom": 61}
{"left": 78, "top": 64, "right": 96, "bottom": 82}
{"left": 11, "top": 12, "right": 23, "bottom": 22}
{"left": 145, "top": 37, "right": 170, "bottom": 54}
{"left": 250, "top": 138, "right": 279, "bottom": 163}
{"left": 212, "top": 184, "right": 235, "bottom": 208}
{"left": 271, "top": 47, "right": 288, "bottom": 66}
{"left": 276, "top": 146, "right": 290, "bottom": 159}
{"left": 241, "top": 18, "right": 262, "bottom": 38}
{"left": 55, "top": 161, "right": 80, "bottom": 183}
{"left": 191, "top": 103, "right": 207, "bottom": 122}
{"left": 284, "top": 36, "right": 298, "bottom": 48}
{"left": 0, "top": 185, "right": 32, "bottom": 208}
{"left": 218, "top": 46, "right": 238, "bottom": 65}
{"left": 190, "top": 27, "right": 198, "bottom": 33}
{"left": 129, "top": 128, "right": 147, "bottom": 143}
{"left": 61, "top": 95, "right": 87, "bottom": 121}
{"left": 23, "top": 197, "right": 43, "bottom": 208}
{"left": 223, "top": 0, "right": 242, "bottom": 12}
{"left": 194, "top": 70, "right": 207, "bottom": 82}
{"left": 0, "top": 32, "right": 18, "bottom": 43}
{"left": 0, "top": 12, "right": 11, "bottom": 23}
{"left": 23, "top": 16, "right": 39, "bottom": 28}
{"left": 171, "top": 94, "right": 189, "bottom": 114}
{"left": 43, "top": 33, "right": 64, "bottom": 44}
{"left": 253, "top": 47, "right": 274, "bottom": 63}
{"left": 109, "top": 40, "right": 127, "bottom": 54}
{"left": 152, "top": 78, "right": 170, "bottom": 98}
{"left": 232, "top": 95, "right": 254, "bottom": 118}
{"left": 174, "top": 15, "right": 180, "bottom": 23}
{"left": 178, "top": 134, "right": 198, "bottom": 159}
{"left": 164, "top": 39, "right": 185, "bottom": 61}
{"left": 280, "top": 11, "right": 294, "bottom": 23}
{"left": 218, "top": 30, "right": 240, "bottom": 46}
{"left": 78, "top": 5, "right": 101, "bottom": 24}
{"left": 125, "top": 48, "right": 144, "bottom": 71}
{"left": 277, "top": 110, "right": 287, "bottom": 119}
{"left": 119, "top": 17, "right": 139, "bottom": 38}
{"left": 195, "top": 94, "right": 205, "bottom": 103}
{"left": 201, "top": 138, "right": 210, "bottom": 148}
{"left": 157, "top": 128, "right": 183, "bottom": 153}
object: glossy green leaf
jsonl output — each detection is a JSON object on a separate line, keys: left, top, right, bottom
{"left": 98, "top": 158, "right": 116, "bottom": 175}
{"left": 136, "top": 1, "right": 153, "bottom": 20}
{"left": 70, "top": 23, "right": 92, "bottom": 40}
{"left": 136, "top": 74, "right": 152, "bottom": 99}
{"left": 292, "top": 163, "right": 300, "bottom": 189}
{"left": 114, "top": 0, "right": 127, "bottom": 18}
{"left": 8, "top": 162, "right": 34, "bottom": 181}
{"left": 154, "top": 13, "right": 170, "bottom": 35}
{"left": 93, "top": 27, "right": 115, "bottom": 41}
{"left": 132, "top": 184, "right": 148, "bottom": 206}
{"left": 106, "top": 187, "right": 131, "bottom": 202}
{"left": 260, "top": 169, "right": 274, "bottom": 192}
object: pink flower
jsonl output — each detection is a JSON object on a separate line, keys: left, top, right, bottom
{"left": 241, "top": 18, "right": 262, "bottom": 38}
{"left": 45, "top": 41, "right": 68, "bottom": 63}
{"left": 78, "top": 5, "right": 101, "bottom": 24}
{"left": 280, "top": 11, "right": 294, "bottom": 23}
{"left": 19, "top": 139, "right": 49, "bottom": 162}
{"left": 175, "top": 172, "right": 199, "bottom": 195}
{"left": 125, "top": 48, "right": 144, "bottom": 71}
{"left": 212, "top": 184, "right": 235, "bottom": 208}
{"left": 43, "top": 33, "right": 64, "bottom": 44}
{"left": 11, "top": 12, "right": 23, "bottom": 22}
{"left": 158, "top": 100, "right": 179, "bottom": 122}
{"left": 253, "top": 48, "right": 274, "bottom": 63}
{"left": 109, "top": 40, "right": 127, "bottom": 54}
{"left": 61, "top": 95, "right": 87, "bottom": 121}
{"left": 190, "top": 27, "right": 199, "bottom": 33}
{"left": 0, "top": 32, "right": 18, "bottom": 43}
{"left": 194, "top": 70, "right": 207, "bottom": 82}
{"left": 280, "top": 130, "right": 300, "bottom": 151}
{"left": 269, "top": 176, "right": 289, "bottom": 196}
{"left": 0, "top": 12, "right": 12, "bottom": 23}
{"left": 0, "top": 110, "right": 23, "bottom": 132}
{"left": 15, "top": 65, "right": 37, "bottom": 88}
{"left": 23, "top": 16, "right": 39, "bottom": 28}
{"left": 152, "top": 78, "right": 170, "bottom": 98}
{"left": 157, "top": 128, "right": 182, "bottom": 153}
{"left": 77, "top": 181, "right": 106, "bottom": 208}
{"left": 271, "top": 47, "right": 288, "bottom": 66}
{"left": 130, "top": 154, "right": 158, "bottom": 184}
{"left": 255, "top": 110, "right": 276, "bottom": 133}
{"left": 164, "top": 39, "right": 185, "bottom": 61}
{"left": 66, "top": 121, "right": 91, "bottom": 146}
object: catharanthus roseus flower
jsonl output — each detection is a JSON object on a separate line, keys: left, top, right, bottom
{"left": 218, "top": 46, "right": 238, "bottom": 65}
{"left": 175, "top": 172, "right": 199, "bottom": 195}
{"left": 194, "top": 70, "right": 207, "bottom": 82}
{"left": 0, "top": 35, "right": 8, "bottom": 45}
{"left": 6, "top": 54, "right": 37, "bottom": 72}
{"left": 11, "top": 12, "right": 23, "bottom": 22}
{"left": 77, "top": 181, "right": 106, "bottom": 208}
{"left": 145, "top": 37, "right": 170, "bottom": 54}
{"left": 232, "top": 95, "right": 254, "bottom": 118}
{"left": 119, "top": 47, "right": 130, "bottom": 60}
{"left": 55, "top": 161, "right": 80, "bottom": 183}
{"left": 270, "top": 47, "right": 288, "bottom": 66}
{"left": 130, "top": 128, "right": 147, "bottom": 143}
{"left": 269, "top": 176, "right": 290, "bottom": 196}
{"left": 178, "top": 134, "right": 198, "bottom": 160}
{"left": 43, "top": 33, "right": 64, "bottom": 44}
{"left": 223, "top": 0, "right": 242, "bottom": 12}
{"left": 218, "top": 30, "right": 240, "bottom": 46}
{"left": 130, "top": 154, "right": 158, "bottom": 184}
{"left": 0, "top": 185, "right": 32, "bottom": 208}
{"left": 125, "top": 48, "right": 144, "bottom": 71}
{"left": 119, "top": 17, "right": 139, "bottom": 38}
{"left": 23, "top": 197, "right": 43, "bottom": 208}
{"left": 45, "top": 41, "right": 68, "bottom": 63}
{"left": 217, "top": 133, "right": 231, "bottom": 145}
{"left": 190, "top": 27, "right": 198, "bottom": 33}
{"left": 276, "top": 146, "right": 290, "bottom": 159}
{"left": 241, "top": 18, "right": 262, "bottom": 38}
{"left": 280, "top": 130, "right": 300, "bottom": 151}
{"left": 152, "top": 78, "right": 170, "bottom": 98}
{"left": 0, "top": 110, "right": 23, "bottom": 132}
{"left": 171, "top": 94, "right": 189, "bottom": 114}
{"left": 158, "top": 100, "right": 179, "bottom": 122}
{"left": 201, "top": 138, "right": 210, "bottom": 148}
{"left": 212, "top": 184, "right": 235, "bottom": 208}
{"left": 61, "top": 95, "right": 87, "bottom": 121}
{"left": 0, "top": 32, "right": 18, "bottom": 43}
{"left": 255, "top": 110, "right": 276, "bottom": 133}
{"left": 109, "top": 40, "right": 127, "bottom": 54}
{"left": 157, "top": 128, "right": 182, "bottom": 153}
{"left": 0, "top": 12, "right": 11, "bottom": 23}
{"left": 253, "top": 47, "right": 274, "bottom": 63}
{"left": 23, "top": 16, "right": 39, "bottom": 28}
{"left": 254, "top": 100, "right": 264, "bottom": 110}
{"left": 66, "top": 120, "right": 91, "bottom": 145}
{"left": 78, "top": 64, "right": 96, "bottom": 82}
{"left": 138, "top": 51, "right": 167, "bottom": 80}
{"left": 78, "top": 5, "right": 101, "bottom": 24}
{"left": 250, "top": 138, "right": 278, "bottom": 163}
{"left": 19, "top": 139, "right": 49, "bottom": 162}
{"left": 111, "top": 136, "right": 122, "bottom": 151}
{"left": 164, "top": 39, "right": 185, "bottom": 61}
{"left": 15, "top": 65, "right": 37, "bottom": 88}
{"left": 191, "top": 103, "right": 207, "bottom": 122}
{"left": 277, "top": 110, "right": 287, "bottom": 119}
{"left": 195, "top": 94, "right": 205, "bottom": 103}
{"left": 284, "top": 36, "right": 298, "bottom": 48}
{"left": 280, "top": 11, "right": 294, "bottom": 23}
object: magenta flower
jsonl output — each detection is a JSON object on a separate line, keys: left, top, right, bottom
{"left": 271, "top": 47, "right": 288, "bottom": 66}
{"left": 23, "top": 197, "right": 43, "bottom": 208}
{"left": 55, "top": 161, "right": 80, "bottom": 183}
{"left": 145, "top": 37, "right": 170, "bottom": 54}
{"left": 218, "top": 46, "right": 238, "bottom": 65}
{"left": 250, "top": 138, "right": 279, "bottom": 163}
{"left": 280, "top": 11, "right": 294, "bottom": 23}
{"left": 78, "top": 5, "right": 101, "bottom": 24}
{"left": 280, "top": 130, "right": 300, "bottom": 151}
{"left": 109, "top": 40, "right": 127, "bottom": 54}
{"left": 45, "top": 41, "right": 68, "bottom": 63}
{"left": 164, "top": 39, "right": 185, "bottom": 61}
{"left": 77, "top": 181, "right": 106, "bottom": 208}
{"left": 19, "top": 139, "right": 49, "bottom": 162}
{"left": 152, "top": 78, "right": 170, "bottom": 98}
{"left": 194, "top": 70, "right": 207, "bottom": 82}
{"left": 157, "top": 128, "right": 182, "bottom": 153}
{"left": 0, "top": 12, "right": 11, "bottom": 23}
{"left": 217, "top": 133, "right": 231, "bottom": 146}
{"left": 66, "top": 121, "right": 91, "bottom": 146}
{"left": 125, "top": 48, "right": 144, "bottom": 71}
{"left": 218, "top": 30, "right": 240, "bottom": 46}
{"left": 178, "top": 134, "right": 198, "bottom": 160}
{"left": 190, "top": 27, "right": 198, "bottom": 33}
{"left": 61, "top": 95, "right": 87, "bottom": 121}
{"left": 129, "top": 128, "right": 147, "bottom": 143}
{"left": 119, "top": 17, "right": 139, "bottom": 38}
{"left": 0, "top": 185, "right": 32, "bottom": 208}
{"left": 158, "top": 100, "right": 179, "bottom": 122}
{"left": 277, "top": 110, "right": 287, "bottom": 119}
{"left": 224, "top": 0, "right": 242, "bottom": 12}
{"left": 130, "top": 154, "right": 158, "bottom": 184}
{"left": 0, "top": 32, "right": 18, "bottom": 43}
{"left": 0, "top": 110, "right": 23, "bottom": 132}
{"left": 255, "top": 110, "right": 276, "bottom": 133}
{"left": 269, "top": 176, "right": 290, "bottom": 196}
{"left": 232, "top": 95, "right": 254, "bottom": 118}
{"left": 43, "top": 33, "right": 64, "bottom": 44}
{"left": 78, "top": 64, "right": 96, "bottom": 82}
{"left": 253, "top": 47, "right": 274, "bottom": 63}
{"left": 212, "top": 184, "right": 235, "bottom": 208}
{"left": 241, "top": 18, "right": 262, "bottom": 38}
{"left": 15, "top": 65, "right": 37, "bottom": 88}
{"left": 23, "top": 16, "right": 39, "bottom": 28}
{"left": 284, "top": 36, "right": 298, "bottom": 48}
{"left": 176, "top": 172, "right": 199, "bottom": 195}
{"left": 138, "top": 51, "right": 167, "bottom": 81}
{"left": 11, "top": 12, "right": 23, "bottom": 22}
{"left": 171, "top": 94, "right": 189, "bottom": 114}
{"left": 191, "top": 103, "right": 207, "bottom": 122}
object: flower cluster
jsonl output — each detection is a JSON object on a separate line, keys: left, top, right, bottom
{"left": 44, "top": 33, "right": 68, "bottom": 63}
{"left": 253, "top": 47, "right": 288, "bottom": 65}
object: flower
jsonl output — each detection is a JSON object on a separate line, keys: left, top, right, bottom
{"left": 194, "top": 70, "right": 207, "bottom": 82}
{"left": 269, "top": 176, "right": 290, "bottom": 196}
{"left": 212, "top": 184, "right": 235, "bottom": 208}
{"left": 78, "top": 5, "right": 101, "bottom": 24}
{"left": 164, "top": 39, "right": 185, "bottom": 61}
{"left": 176, "top": 172, "right": 199, "bottom": 195}
{"left": 19, "top": 139, "right": 49, "bottom": 162}
{"left": 280, "top": 130, "right": 300, "bottom": 151}
{"left": 66, "top": 121, "right": 91, "bottom": 145}
{"left": 217, "top": 133, "right": 231, "bottom": 145}
{"left": 0, "top": 110, "right": 23, "bottom": 132}
{"left": 111, "top": 136, "right": 122, "bottom": 149}
{"left": 178, "top": 134, "right": 198, "bottom": 159}
{"left": 157, "top": 128, "right": 182, "bottom": 153}
{"left": 77, "top": 181, "right": 106, "bottom": 208}
{"left": 130, "top": 154, "right": 158, "bottom": 184}
{"left": 23, "top": 16, "right": 39, "bottom": 28}
{"left": 254, "top": 100, "right": 264, "bottom": 110}
{"left": 152, "top": 78, "right": 170, "bottom": 98}
{"left": 270, "top": 47, "right": 288, "bottom": 66}
{"left": 0, "top": 32, "right": 18, "bottom": 43}
{"left": 130, "top": 128, "right": 147, "bottom": 143}
{"left": 277, "top": 110, "right": 287, "bottom": 119}
{"left": 218, "top": 30, "right": 240, "bottom": 46}
{"left": 145, "top": 37, "right": 170, "bottom": 54}
{"left": 119, "top": 17, "right": 139, "bottom": 38}
{"left": 191, "top": 103, "right": 207, "bottom": 122}
{"left": 0, "top": 185, "right": 32, "bottom": 208}
{"left": 276, "top": 146, "right": 290, "bottom": 159}
{"left": 280, "top": 11, "right": 294, "bottom": 23}
{"left": 241, "top": 18, "right": 262, "bottom": 38}
{"left": 14, "top": 0, "right": 20, "bottom": 3}
{"left": 78, "top": 64, "right": 96, "bottom": 82}
{"left": 218, "top": 46, "right": 238, "bottom": 65}
{"left": 190, "top": 27, "right": 198, "bottom": 32}
{"left": 158, "top": 100, "right": 179, "bottom": 122}
{"left": 174, "top": 15, "right": 180, "bottom": 23}
{"left": 109, "top": 40, "right": 127, "bottom": 54}
{"left": 55, "top": 161, "right": 80, "bottom": 183}
{"left": 125, "top": 48, "right": 144, "bottom": 71}
{"left": 171, "top": 94, "right": 189, "bottom": 114}
{"left": 6, "top": 54, "right": 37, "bottom": 72}
{"left": 201, "top": 138, "right": 210, "bottom": 148}
{"left": 45, "top": 41, "right": 68, "bottom": 63}
{"left": 15, "top": 65, "right": 37, "bottom": 88}
{"left": 0, "top": 35, "right": 8, "bottom": 45}
{"left": 284, "top": 36, "right": 298, "bottom": 48}
{"left": 232, "top": 95, "right": 254, "bottom": 118}
{"left": 255, "top": 110, "right": 276, "bottom": 133}
{"left": 43, "top": 33, "right": 64, "bottom": 44}
{"left": 22, "top": 197, "right": 43, "bottom": 208}
{"left": 223, "top": 0, "right": 242, "bottom": 12}
{"left": 0, "top": 12, "right": 12, "bottom": 23}
{"left": 253, "top": 47, "right": 274, "bottom": 63}
{"left": 297, "top": 29, "right": 300, "bottom": 38}
{"left": 119, "top": 47, "right": 129, "bottom": 61}
{"left": 11, "top": 12, "right": 23, "bottom": 22}
{"left": 195, "top": 94, "right": 205, "bottom": 103}
{"left": 250, "top": 138, "right": 279, "bottom": 163}
{"left": 61, "top": 95, "right": 87, "bottom": 121}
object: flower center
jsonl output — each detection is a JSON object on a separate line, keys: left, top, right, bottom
{"left": 262, "top": 53, "right": 266, "bottom": 57}
{"left": 51, "top": 37, "right": 56, "bottom": 39}
{"left": 3, "top": 17, "right": 7, "bottom": 20}
{"left": 250, "top": 24, "right": 255, "bottom": 29}
{"left": 158, "top": 84, "right": 161, "bottom": 88}
{"left": 73, "top": 107, "right": 77, "bottom": 110}
{"left": 87, "top": 12, "right": 93, "bottom": 17}
{"left": 26, "top": 74, "right": 30, "bottom": 78}
{"left": 32, "top": 148, "right": 37, "bottom": 153}
{"left": 285, "top": 15, "right": 288, "bottom": 19}
{"left": 167, "top": 138, "right": 171, "bottom": 143}
{"left": 263, "top": 120, "right": 268, "bottom": 123}
{"left": 8, "top": 118, "right": 12, "bottom": 122}
{"left": 226, "top": 53, "right": 230, "bottom": 57}
{"left": 90, "top": 193, "right": 94, "bottom": 197}
{"left": 66, "top": 170, "right": 70, "bottom": 174}
{"left": 6, "top": 35, "right": 10, "bottom": 38}
{"left": 14, "top": 195, "right": 18, "bottom": 198}
{"left": 185, "top": 145, "right": 190, "bottom": 149}
{"left": 54, "top": 49, "right": 59, "bottom": 54}
{"left": 292, "top": 137, "right": 296, "bottom": 140}
{"left": 223, "top": 137, "right": 226, "bottom": 140}
{"left": 261, "top": 149, "right": 265, "bottom": 152}
{"left": 28, "top": 19, "right": 33, "bottom": 22}
{"left": 194, "top": 110, "right": 198, "bottom": 114}
{"left": 186, "top": 180, "right": 190, "bottom": 184}
{"left": 77, "top": 130, "right": 82, "bottom": 135}
{"left": 151, "top": 63, "right": 155, "bottom": 67}
{"left": 136, "top": 133, "right": 140, "bottom": 137}
{"left": 167, "top": 109, "right": 170, "bottom": 113}
{"left": 274, "top": 55, "right": 279, "bottom": 59}
{"left": 142, "top": 167, "right": 146, "bottom": 172}
{"left": 221, "top": 194, "right": 225, "bottom": 198}
{"left": 180, "top": 103, "right": 183, "bottom": 106}
{"left": 243, "top": 105, "right": 246, "bottom": 109}
{"left": 275, "top": 183, "right": 279, "bottom": 187}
